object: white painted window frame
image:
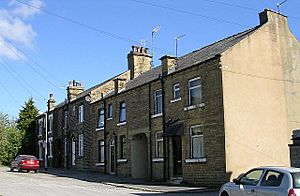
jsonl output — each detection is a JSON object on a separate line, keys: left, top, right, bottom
{"left": 188, "top": 77, "right": 202, "bottom": 106}
{"left": 154, "top": 89, "right": 162, "bottom": 115}
{"left": 190, "top": 125, "right": 204, "bottom": 159}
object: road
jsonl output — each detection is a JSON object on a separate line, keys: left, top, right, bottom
{"left": 0, "top": 167, "right": 218, "bottom": 196}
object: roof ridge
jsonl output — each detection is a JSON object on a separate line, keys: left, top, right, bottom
{"left": 179, "top": 26, "right": 259, "bottom": 59}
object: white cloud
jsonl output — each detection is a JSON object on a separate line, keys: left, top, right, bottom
{"left": 0, "top": 0, "right": 42, "bottom": 60}
{"left": 10, "top": 0, "right": 43, "bottom": 19}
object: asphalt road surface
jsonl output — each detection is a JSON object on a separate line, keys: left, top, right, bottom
{"left": 0, "top": 167, "right": 218, "bottom": 196}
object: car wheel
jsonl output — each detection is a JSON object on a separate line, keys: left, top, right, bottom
{"left": 34, "top": 170, "right": 39, "bottom": 173}
{"left": 17, "top": 165, "right": 21, "bottom": 172}
{"left": 10, "top": 167, "right": 13, "bottom": 172}
{"left": 221, "top": 191, "right": 229, "bottom": 196}
{"left": 26, "top": 170, "right": 29, "bottom": 173}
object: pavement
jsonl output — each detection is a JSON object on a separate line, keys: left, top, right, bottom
{"left": 40, "top": 168, "right": 219, "bottom": 194}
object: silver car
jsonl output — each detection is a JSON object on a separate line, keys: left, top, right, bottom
{"left": 219, "top": 167, "right": 300, "bottom": 196}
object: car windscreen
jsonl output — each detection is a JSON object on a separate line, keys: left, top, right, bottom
{"left": 22, "top": 156, "right": 37, "bottom": 161}
{"left": 292, "top": 173, "right": 300, "bottom": 188}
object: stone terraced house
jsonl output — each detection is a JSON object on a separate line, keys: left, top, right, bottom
{"left": 36, "top": 9, "right": 300, "bottom": 185}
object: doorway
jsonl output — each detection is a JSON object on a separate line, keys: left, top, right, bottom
{"left": 172, "top": 136, "right": 182, "bottom": 176}
{"left": 131, "top": 133, "right": 148, "bottom": 178}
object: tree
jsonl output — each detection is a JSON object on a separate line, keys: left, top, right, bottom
{"left": 0, "top": 112, "right": 23, "bottom": 165}
{"left": 17, "top": 98, "right": 39, "bottom": 156}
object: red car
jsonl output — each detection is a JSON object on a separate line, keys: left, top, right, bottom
{"left": 10, "top": 155, "right": 39, "bottom": 173}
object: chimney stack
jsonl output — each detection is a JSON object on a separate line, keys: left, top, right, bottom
{"left": 114, "top": 78, "right": 127, "bottom": 94}
{"left": 67, "top": 80, "right": 84, "bottom": 101}
{"left": 47, "top": 94, "right": 55, "bottom": 111}
{"left": 259, "top": 9, "right": 288, "bottom": 26}
{"left": 127, "top": 46, "right": 152, "bottom": 80}
{"left": 160, "top": 55, "right": 177, "bottom": 76}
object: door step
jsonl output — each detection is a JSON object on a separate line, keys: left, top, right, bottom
{"left": 169, "top": 176, "right": 184, "bottom": 185}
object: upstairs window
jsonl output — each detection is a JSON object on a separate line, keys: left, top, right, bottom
{"left": 188, "top": 77, "right": 202, "bottom": 106}
{"left": 119, "top": 101, "right": 126, "bottom": 123}
{"left": 38, "top": 119, "right": 43, "bottom": 136}
{"left": 98, "top": 108, "right": 104, "bottom": 128}
{"left": 63, "top": 110, "right": 68, "bottom": 129}
{"left": 190, "top": 125, "right": 204, "bottom": 159}
{"left": 48, "top": 114, "right": 53, "bottom": 133}
{"left": 154, "top": 89, "right": 162, "bottom": 114}
{"left": 173, "top": 83, "right": 181, "bottom": 100}
{"left": 78, "top": 104, "right": 84, "bottom": 123}
{"left": 107, "top": 104, "right": 113, "bottom": 119}
{"left": 78, "top": 134, "right": 84, "bottom": 156}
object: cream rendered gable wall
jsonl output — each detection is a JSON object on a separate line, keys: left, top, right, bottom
{"left": 220, "top": 10, "right": 300, "bottom": 180}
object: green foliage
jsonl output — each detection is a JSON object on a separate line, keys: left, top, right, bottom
{"left": 0, "top": 112, "right": 23, "bottom": 166}
{"left": 17, "top": 98, "right": 39, "bottom": 155}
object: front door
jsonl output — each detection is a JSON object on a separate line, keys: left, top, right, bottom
{"left": 72, "top": 138, "right": 76, "bottom": 166}
{"left": 172, "top": 136, "right": 182, "bottom": 176}
{"left": 110, "top": 139, "right": 115, "bottom": 174}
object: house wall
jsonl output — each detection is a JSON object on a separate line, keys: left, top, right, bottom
{"left": 221, "top": 10, "right": 300, "bottom": 179}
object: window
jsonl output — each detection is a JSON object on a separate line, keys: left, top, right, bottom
{"left": 48, "top": 114, "right": 53, "bottom": 133}
{"left": 63, "top": 110, "right": 68, "bottom": 129}
{"left": 72, "top": 105, "right": 76, "bottom": 116}
{"left": 78, "top": 104, "right": 84, "bottom": 123}
{"left": 38, "top": 119, "right": 43, "bottom": 136}
{"left": 292, "top": 173, "right": 300, "bottom": 188}
{"left": 64, "top": 138, "right": 67, "bottom": 156}
{"left": 261, "top": 170, "right": 284, "bottom": 187}
{"left": 98, "top": 140, "right": 105, "bottom": 163}
{"left": 190, "top": 125, "right": 204, "bottom": 159}
{"left": 38, "top": 140, "right": 43, "bottom": 160}
{"left": 120, "top": 135, "right": 126, "bottom": 159}
{"left": 240, "top": 169, "right": 264, "bottom": 186}
{"left": 156, "top": 132, "right": 164, "bottom": 158}
{"left": 107, "top": 104, "right": 113, "bottom": 119}
{"left": 98, "top": 108, "right": 104, "bottom": 128}
{"left": 78, "top": 134, "right": 84, "bottom": 156}
{"left": 154, "top": 89, "right": 162, "bottom": 114}
{"left": 188, "top": 77, "right": 202, "bottom": 106}
{"left": 173, "top": 83, "right": 180, "bottom": 100}
{"left": 48, "top": 137, "right": 53, "bottom": 158}
{"left": 119, "top": 101, "right": 126, "bottom": 122}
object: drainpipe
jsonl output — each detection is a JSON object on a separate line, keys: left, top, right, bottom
{"left": 44, "top": 111, "right": 48, "bottom": 171}
{"left": 148, "top": 83, "right": 153, "bottom": 181}
{"left": 160, "top": 75, "right": 168, "bottom": 181}
{"left": 102, "top": 93, "right": 108, "bottom": 175}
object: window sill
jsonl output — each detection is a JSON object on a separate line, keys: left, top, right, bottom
{"left": 107, "top": 117, "right": 113, "bottom": 121}
{"left": 48, "top": 131, "right": 53, "bottom": 134}
{"left": 184, "top": 103, "right": 205, "bottom": 111}
{"left": 117, "top": 159, "right": 128, "bottom": 163}
{"left": 151, "top": 113, "right": 162, "bottom": 118}
{"left": 185, "top": 158, "right": 207, "bottom": 163}
{"left": 38, "top": 134, "right": 42, "bottom": 137}
{"left": 95, "top": 163, "right": 105, "bottom": 166}
{"left": 95, "top": 127, "right": 104, "bottom": 131}
{"left": 152, "top": 158, "right": 164, "bottom": 162}
{"left": 170, "top": 97, "right": 181, "bottom": 103}
{"left": 48, "top": 156, "right": 53, "bottom": 159}
{"left": 117, "top": 122, "right": 127, "bottom": 127}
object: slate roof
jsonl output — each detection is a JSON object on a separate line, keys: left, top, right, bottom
{"left": 53, "top": 25, "right": 259, "bottom": 108}
{"left": 125, "top": 26, "right": 259, "bottom": 91}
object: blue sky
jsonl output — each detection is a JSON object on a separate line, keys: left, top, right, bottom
{"left": 0, "top": 0, "right": 299, "bottom": 117}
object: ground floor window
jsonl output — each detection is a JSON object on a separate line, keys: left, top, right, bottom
{"left": 98, "top": 140, "right": 105, "bottom": 163}
{"left": 190, "top": 125, "right": 204, "bottom": 158}
{"left": 38, "top": 140, "right": 43, "bottom": 160}
{"left": 64, "top": 138, "right": 67, "bottom": 156}
{"left": 78, "top": 134, "right": 84, "bottom": 156}
{"left": 120, "top": 135, "right": 126, "bottom": 159}
{"left": 155, "top": 132, "right": 163, "bottom": 158}
{"left": 48, "top": 137, "right": 53, "bottom": 158}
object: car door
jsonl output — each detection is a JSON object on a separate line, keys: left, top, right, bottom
{"left": 230, "top": 169, "right": 264, "bottom": 196}
{"left": 256, "top": 170, "right": 286, "bottom": 196}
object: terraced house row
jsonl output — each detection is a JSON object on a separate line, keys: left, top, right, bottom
{"left": 36, "top": 9, "right": 300, "bottom": 185}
